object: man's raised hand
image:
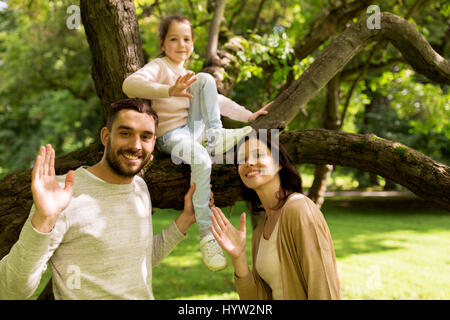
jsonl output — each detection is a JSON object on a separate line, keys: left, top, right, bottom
{"left": 31, "top": 144, "right": 74, "bottom": 233}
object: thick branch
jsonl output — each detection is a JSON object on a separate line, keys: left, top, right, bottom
{"left": 279, "top": 129, "right": 450, "bottom": 211}
{"left": 253, "top": 12, "right": 450, "bottom": 130}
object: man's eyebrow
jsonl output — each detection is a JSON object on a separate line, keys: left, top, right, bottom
{"left": 117, "top": 125, "right": 133, "bottom": 130}
{"left": 116, "top": 125, "right": 154, "bottom": 135}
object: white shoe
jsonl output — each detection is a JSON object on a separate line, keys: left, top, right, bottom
{"left": 200, "top": 234, "right": 227, "bottom": 272}
{"left": 206, "top": 126, "right": 253, "bottom": 156}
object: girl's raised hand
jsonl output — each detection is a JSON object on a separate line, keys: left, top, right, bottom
{"left": 248, "top": 101, "right": 273, "bottom": 123}
{"left": 169, "top": 72, "right": 197, "bottom": 98}
{"left": 209, "top": 206, "right": 247, "bottom": 260}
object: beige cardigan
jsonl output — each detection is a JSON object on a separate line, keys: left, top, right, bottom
{"left": 235, "top": 193, "right": 341, "bottom": 300}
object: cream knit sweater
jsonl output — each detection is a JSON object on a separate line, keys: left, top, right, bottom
{"left": 0, "top": 167, "right": 185, "bottom": 299}
{"left": 122, "top": 57, "right": 252, "bottom": 137}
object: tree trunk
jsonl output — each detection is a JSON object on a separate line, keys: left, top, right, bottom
{"left": 80, "top": 0, "right": 145, "bottom": 118}
{"left": 205, "top": 0, "right": 227, "bottom": 66}
{"left": 308, "top": 164, "right": 334, "bottom": 208}
{"left": 308, "top": 74, "right": 341, "bottom": 207}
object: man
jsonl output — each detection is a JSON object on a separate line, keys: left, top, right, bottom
{"left": 0, "top": 98, "right": 197, "bottom": 299}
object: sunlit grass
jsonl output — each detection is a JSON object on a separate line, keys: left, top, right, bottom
{"left": 30, "top": 198, "right": 450, "bottom": 300}
{"left": 153, "top": 200, "right": 450, "bottom": 300}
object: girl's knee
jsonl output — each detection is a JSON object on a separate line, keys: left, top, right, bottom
{"left": 195, "top": 72, "right": 215, "bottom": 86}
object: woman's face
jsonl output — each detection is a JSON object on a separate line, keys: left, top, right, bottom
{"left": 237, "top": 137, "right": 281, "bottom": 190}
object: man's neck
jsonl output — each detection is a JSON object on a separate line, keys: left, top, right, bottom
{"left": 87, "top": 159, "right": 134, "bottom": 185}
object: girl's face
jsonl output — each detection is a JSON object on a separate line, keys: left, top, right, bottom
{"left": 237, "top": 138, "right": 281, "bottom": 190}
{"left": 160, "top": 21, "right": 193, "bottom": 66}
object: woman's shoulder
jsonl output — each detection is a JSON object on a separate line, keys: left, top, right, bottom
{"left": 281, "top": 193, "right": 319, "bottom": 226}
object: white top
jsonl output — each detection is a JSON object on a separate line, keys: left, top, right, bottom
{"left": 122, "top": 57, "right": 252, "bottom": 137}
{"left": 255, "top": 219, "right": 284, "bottom": 300}
{"left": 0, "top": 167, "right": 185, "bottom": 299}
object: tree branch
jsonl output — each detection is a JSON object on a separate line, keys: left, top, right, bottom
{"left": 252, "top": 12, "right": 450, "bottom": 130}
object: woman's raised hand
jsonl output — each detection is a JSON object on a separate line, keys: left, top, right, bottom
{"left": 168, "top": 72, "right": 197, "bottom": 98}
{"left": 31, "top": 144, "right": 74, "bottom": 233}
{"left": 209, "top": 206, "right": 247, "bottom": 260}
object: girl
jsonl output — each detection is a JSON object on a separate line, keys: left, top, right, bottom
{"left": 209, "top": 130, "right": 341, "bottom": 299}
{"left": 122, "top": 15, "right": 270, "bottom": 272}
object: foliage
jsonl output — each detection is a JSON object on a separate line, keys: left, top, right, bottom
{"left": 0, "top": 0, "right": 448, "bottom": 178}
{"left": 0, "top": 0, "right": 101, "bottom": 177}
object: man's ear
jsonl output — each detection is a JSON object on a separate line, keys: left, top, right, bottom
{"left": 100, "top": 127, "right": 110, "bottom": 147}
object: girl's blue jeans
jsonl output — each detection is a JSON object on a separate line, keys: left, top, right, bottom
{"left": 156, "top": 73, "right": 223, "bottom": 235}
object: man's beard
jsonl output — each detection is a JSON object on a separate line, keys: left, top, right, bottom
{"left": 105, "top": 139, "right": 150, "bottom": 177}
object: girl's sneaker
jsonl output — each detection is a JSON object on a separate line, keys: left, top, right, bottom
{"left": 199, "top": 234, "right": 227, "bottom": 271}
{"left": 206, "top": 126, "right": 253, "bottom": 156}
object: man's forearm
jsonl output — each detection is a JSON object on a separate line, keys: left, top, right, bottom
{"left": 31, "top": 209, "right": 57, "bottom": 233}
{"left": 0, "top": 218, "right": 52, "bottom": 299}
{"left": 174, "top": 211, "right": 195, "bottom": 235}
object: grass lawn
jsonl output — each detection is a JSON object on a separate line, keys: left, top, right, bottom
{"left": 30, "top": 197, "right": 449, "bottom": 300}
{"left": 151, "top": 198, "right": 450, "bottom": 300}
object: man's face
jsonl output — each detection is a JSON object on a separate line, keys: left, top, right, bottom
{"left": 102, "top": 109, "right": 156, "bottom": 178}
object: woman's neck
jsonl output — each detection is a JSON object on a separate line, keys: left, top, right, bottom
{"left": 254, "top": 174, "right": 282, "bottom": 217}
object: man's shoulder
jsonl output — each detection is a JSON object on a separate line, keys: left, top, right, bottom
{"left": 134, "top": 175, "right": 150, "bottom": 193}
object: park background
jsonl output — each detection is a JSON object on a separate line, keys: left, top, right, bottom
{"left": 0, "top": 0, "right": 449, "bottom": 299}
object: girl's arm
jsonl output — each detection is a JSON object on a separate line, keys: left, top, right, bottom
{"left": 122, "top": 60, "right": 172, "bottom": 99}
{"left": 218, "top": 95, "right": 271, "bottom": 123}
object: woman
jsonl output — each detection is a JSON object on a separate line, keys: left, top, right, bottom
{"left": 209, "top": 130, "right": 341, "bottom": 299}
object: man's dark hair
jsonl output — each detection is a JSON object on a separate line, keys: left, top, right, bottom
{"left": 106, "top": 98, "right": 159, "bottom": 130}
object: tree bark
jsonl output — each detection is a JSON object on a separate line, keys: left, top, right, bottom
{"left": 308, "top": 74, "right": 341, "bottom": 207}
{"left": 80, "top": 0, "right": 145, "bottom": 119}
{"left": 205, "top": 0, "right": 227, "bottom": 67}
